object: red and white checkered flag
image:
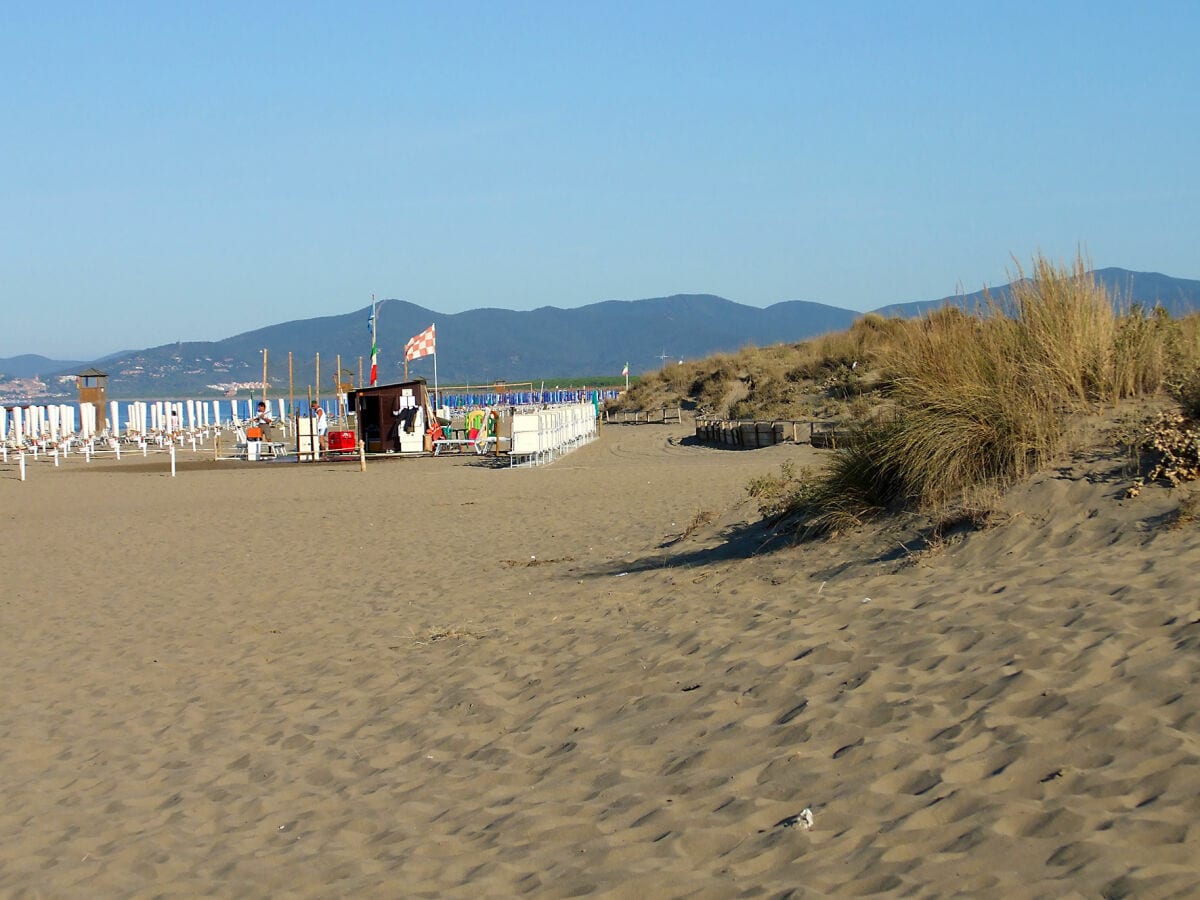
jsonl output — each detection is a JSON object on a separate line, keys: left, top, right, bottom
{"left": 405, "top": 323, "right": 436, "bottom": 361}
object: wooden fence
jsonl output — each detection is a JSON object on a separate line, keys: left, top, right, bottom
{"left": 604, "top": 405, "right": 683, "bottom": 425}
{"left": 603, "top": 407, "right": 850, "bottom": 449}
{"left": 693, "top": 418, "right": 849, "bottom": 449}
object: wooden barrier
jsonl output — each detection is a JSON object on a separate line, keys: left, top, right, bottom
{"left": 605, "top": 405, "right": 683, "bottom": 425}
{"left": 693, "top": 418, "right": 847, "bottom": 449}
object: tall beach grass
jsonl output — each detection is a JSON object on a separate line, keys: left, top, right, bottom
{"left": 798, "top": 254, "right": 1181, "bottom": 527}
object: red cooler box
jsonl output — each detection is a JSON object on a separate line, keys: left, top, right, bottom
{"left": 328, "top": 430, "right": 356, "bottom": 453}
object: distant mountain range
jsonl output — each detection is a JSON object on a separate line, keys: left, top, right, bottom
{"left": 0, "top": 354, "right": 88, "bottom": 379}
{"left": 4, "top": 268, "right": 1197, "bottom": 399}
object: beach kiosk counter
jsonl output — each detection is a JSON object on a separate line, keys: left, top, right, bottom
{"left": 347, "top": 378, "right": 431, "bottom": 454}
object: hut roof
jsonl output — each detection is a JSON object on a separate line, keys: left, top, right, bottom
{"left": 75, "top": 367, "right": 108, "bottom": 377}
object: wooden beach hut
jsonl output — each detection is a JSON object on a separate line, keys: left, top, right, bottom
{"left": 347, "top": 378, "right": 432, "bottom": 454}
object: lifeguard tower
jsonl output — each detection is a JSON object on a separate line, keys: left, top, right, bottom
{"left": 76, "top": 368, "right": 109, "bottom": 431}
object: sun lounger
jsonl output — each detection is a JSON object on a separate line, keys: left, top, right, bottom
{"left": 433, "top": 436, "right": 491, "bottom": 456}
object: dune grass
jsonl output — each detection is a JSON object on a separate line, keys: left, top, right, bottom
{"left": 783, "top": 254, "right": 1194, "bottom": 529}
{"left": 608, "top": 314, "right": 902, "bottom": 421}
{"left": 1168, "top": 313, "right": 1200, "bottom": 418}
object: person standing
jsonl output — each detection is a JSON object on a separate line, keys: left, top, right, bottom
{"left": 312, "top": 404, "right": 328, "bottom": 451}
{"left": 252, "top": 401, "right": 274, "bottom": 441}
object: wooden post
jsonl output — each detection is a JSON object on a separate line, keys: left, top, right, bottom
{"left": 306, "top": 386, "right": 314, "bottom": 462}
{"left": 358, "top": 357, "right": 363, "bottom": 388}
{"left": 315, "top": 353, "right": 321, "bottom": 411}
{"left": 262, "top": 349, "right": 269, "bottom": 405}
{"left": 288, "top": 351, "right": 294, "bottom": 427}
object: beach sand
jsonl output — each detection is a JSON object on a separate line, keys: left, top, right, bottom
{"left": 2, "top": 422, "right": 1199, "bottom": 897}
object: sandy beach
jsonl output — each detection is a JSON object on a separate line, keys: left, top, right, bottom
{"left": 2, "top": 421, "right": 1199, "bottom": 897}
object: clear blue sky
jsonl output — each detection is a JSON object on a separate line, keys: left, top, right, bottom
{"left": 3, "top": 1, "right": 1197, "bottom": 359}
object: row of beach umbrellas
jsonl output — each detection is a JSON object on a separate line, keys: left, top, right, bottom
{"left": 2, "top": 389, "right": 620, "bottom": 449}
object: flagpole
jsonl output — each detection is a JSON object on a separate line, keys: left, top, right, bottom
{"left": 432, "top": 337, "right": 439, "bottom": 412}
{"left": 370, "top": 294, "right": 379, "bottom": 386}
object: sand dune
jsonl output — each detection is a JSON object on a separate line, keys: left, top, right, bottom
{"left": 2, "top": 422, "right": 1198, "bottom": 897}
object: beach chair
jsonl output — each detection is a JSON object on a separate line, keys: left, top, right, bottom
{"left": 509, "top": 413, "right": 542, "bottom": 467}
{"left": 232, "top": 426, "right": 253, "bottom": 460}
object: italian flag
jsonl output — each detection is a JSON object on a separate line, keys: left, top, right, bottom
{"left": 367, "top": 300, "right": 379, "bottom": 386}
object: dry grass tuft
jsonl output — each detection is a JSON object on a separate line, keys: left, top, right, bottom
{"left": 747, "top": 461, "right": 812, "bottom": 518}
{"left": 414, "top": 626, "right": 488, "bottom": 645}
{"left": 673, "top": 509, "right": 717, "bottom": 542}
{"left": 500, "top": 556, "right": 576, "bottom": 568}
